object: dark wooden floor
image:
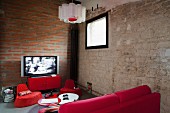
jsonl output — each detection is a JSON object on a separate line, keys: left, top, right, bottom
{"left": 80, "top": 89, "right": 97, "bottom": 100}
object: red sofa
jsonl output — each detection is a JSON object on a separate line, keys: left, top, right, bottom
{"left": 59, "top": 85, "right": 160, "bottom": 113}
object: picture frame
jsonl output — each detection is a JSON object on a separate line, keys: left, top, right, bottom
{"left": 85, "top": 12, "right": 108, "bottom": 49}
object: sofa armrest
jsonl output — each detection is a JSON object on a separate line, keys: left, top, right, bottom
{"left": 115, "top": 85, "right": 151, "bottom": 103}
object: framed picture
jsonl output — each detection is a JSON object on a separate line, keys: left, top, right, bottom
{"left": 85, "top": 12, "right": 108, "bottom": 49}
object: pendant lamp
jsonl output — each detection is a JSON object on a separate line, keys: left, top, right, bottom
{"left": 58, "top": 0, "right": 86, "bottom": 23}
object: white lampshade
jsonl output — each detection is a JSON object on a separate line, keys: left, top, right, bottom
{"left": 68, "top": 3, "right": 76, "bottom": 18}
{"left": 76, "top": 6, "right": 86, "bottom": 23}
{"left": 62, "top": 4, "right": 69, "bottom": 19}
{"left": 76, "top": 4, "right": 82, "bottom": 18}
{"left": 82, "top": 6, "right": 86, "bottom": 22}
{"left": 59, "top": 2, "right": 86, "bottom": 23}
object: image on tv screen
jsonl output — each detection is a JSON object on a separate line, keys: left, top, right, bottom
{"left": 25, "top": 56, "right": 57, "bottom": 75}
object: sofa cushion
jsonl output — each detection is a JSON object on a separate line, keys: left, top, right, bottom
{"left": 18, "top": 90, "right": 32, "bottom": 96}
{"left": 17, "top": 92, "right": 41, "bottom": 99}
{"left": 115, "top": 85, "right": 151, "bottom": 103}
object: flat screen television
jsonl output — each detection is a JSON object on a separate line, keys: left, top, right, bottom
{"left": 21, "top": 56, "right": 59, "bottom": 77}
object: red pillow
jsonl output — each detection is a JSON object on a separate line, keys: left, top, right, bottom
{"left": 18, "top": 90, "right": 32, "bottom": 96}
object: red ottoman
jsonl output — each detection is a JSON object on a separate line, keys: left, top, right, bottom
{"left": 59, "top": 79, "right": 82, "bottom": 96}
{"left": 60, "top": 88, "right": 82, "bottom": 96}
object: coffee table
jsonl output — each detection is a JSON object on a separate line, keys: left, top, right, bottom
{"left": 38, "top": 98, "right": 60, "bottom": 106}
{"left": 58, "top": 93, "right": 79, "bottom": 104}
{"left": 38, "top": 93, "right": 78, "bottom": 113}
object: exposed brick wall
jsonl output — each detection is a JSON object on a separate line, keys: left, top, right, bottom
{"left": 0, "top": 0, "right": 70, "bottom": 87}
{"left": 78, "top": 0, "right": 170, "bottom": 113}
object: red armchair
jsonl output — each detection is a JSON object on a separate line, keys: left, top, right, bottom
{"left": 14, "top": 84, "right": 42, "bottom": 108}
{"left": 59, "top": 79, "right": 82, "bottom": 96}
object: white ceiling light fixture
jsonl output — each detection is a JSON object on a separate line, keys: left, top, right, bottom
{"left": 58, "top": 0, "right": 86, "bottom": 24}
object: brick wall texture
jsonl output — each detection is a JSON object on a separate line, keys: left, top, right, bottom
{"left": 78, "top": 0, "right": 170, "bottom": 113}
{"left": 0, "top": 0, "right": 70, "bottom": 87}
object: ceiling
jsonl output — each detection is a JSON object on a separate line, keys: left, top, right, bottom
{"left": 67, "top": 0, "right": 141, "bottom": 11}
{"left": 75, "top": 0, "right": 141, "bottom": 10}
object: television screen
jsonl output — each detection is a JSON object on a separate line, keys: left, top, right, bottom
{"left": 21, "top": 56, "right": 59, "bottom": 77}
